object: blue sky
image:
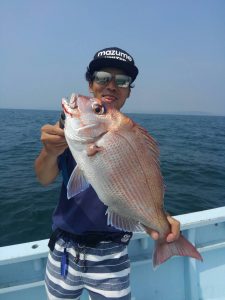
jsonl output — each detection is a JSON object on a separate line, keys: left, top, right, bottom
{"left": 1, "top": 0, "right": 225, "bottom": 115}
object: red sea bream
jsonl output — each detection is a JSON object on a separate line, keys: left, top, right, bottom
{"left": 62, "top": 94, "right": 203, "bottom": 268}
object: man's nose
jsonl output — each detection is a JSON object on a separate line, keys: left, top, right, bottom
{"left": 106, "top": 78, "right": 117, "bottom": 90}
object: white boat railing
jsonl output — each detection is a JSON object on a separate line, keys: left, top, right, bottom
{"left": 1, "top": 206, "right": 225, "bottom": 300}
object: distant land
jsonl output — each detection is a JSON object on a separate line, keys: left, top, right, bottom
{"left": 0, "top": 107, "right": 224, "bottom": 117}
{"left": 125, "top": 110, "right": 224, "bottom": 117}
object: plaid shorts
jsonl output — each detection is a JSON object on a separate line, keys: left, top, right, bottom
{"left": 45, "top": 237, "right": 131, "bottom": 299}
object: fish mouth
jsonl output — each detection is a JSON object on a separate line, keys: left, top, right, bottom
{"left": 62, "top": 94, "right": 79, "bottom": 117}
{"left": 69, "top": 93, "right": 79, "bottom": 109}
{"left": 62, "top": 100, "right": 76, "bottom": 117}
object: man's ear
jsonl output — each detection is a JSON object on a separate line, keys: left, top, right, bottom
{"left": 89, "top": 82, "right": 93, "bottom": 94}
{"left": 128, "top": 88, "right": 131, "bottom": 98}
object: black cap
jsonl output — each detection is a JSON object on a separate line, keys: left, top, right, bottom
{"left": 88, "top": 47, "right": 139, "bottom": 82}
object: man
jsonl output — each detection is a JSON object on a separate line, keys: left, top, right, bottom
{"left": 35, "top": 47, "right": 180, "bottom": 300}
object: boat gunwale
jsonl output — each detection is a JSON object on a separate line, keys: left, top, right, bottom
{"left": 1, "top": 206, "right": 225, "bottom": 266}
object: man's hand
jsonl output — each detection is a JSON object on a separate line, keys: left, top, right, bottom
{"left": 41, "top": 122, "right": 68, "bottom": 157}
{"left": 145, "top": 215, "right": 181, "bottom": 242}
{"left": 35, "top": 122, "right": 68, "bottom": 185}
{"left": 165, "top": 215, "right": 180, "bottom": 242}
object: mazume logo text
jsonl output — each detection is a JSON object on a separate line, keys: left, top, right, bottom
{"left": 97, "top": 50, "right": 133, "bottom": 62}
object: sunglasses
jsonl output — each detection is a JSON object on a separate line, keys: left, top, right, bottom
{"left": 93, "top": 71, "right": 132, "bottom": 88}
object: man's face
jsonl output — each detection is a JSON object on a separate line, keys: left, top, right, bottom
{"left": 89, "top": 67, "right": 131, "bottom": 111}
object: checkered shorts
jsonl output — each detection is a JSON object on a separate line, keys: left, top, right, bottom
{"left": 45, "top": 237, "right": 131, "bottom": 299}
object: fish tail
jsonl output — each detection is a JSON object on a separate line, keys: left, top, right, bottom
{"left": 153, "top": 234, "right": 203, "bottom": 268}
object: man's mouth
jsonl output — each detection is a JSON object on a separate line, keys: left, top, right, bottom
{"left": 102, "top": 95, "right": 117, "bottom": 103}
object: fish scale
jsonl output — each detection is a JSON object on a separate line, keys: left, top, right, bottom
{"left": 77, "top": 124, "right": 166, "bottom": 233}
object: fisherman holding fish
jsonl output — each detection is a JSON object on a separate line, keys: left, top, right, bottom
{"left": 35, "top": 47, "right": 197, "bottom": 300}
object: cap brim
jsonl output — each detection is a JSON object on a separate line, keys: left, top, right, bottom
{"left": 89, "top": 58, "right": 138, "bottom": 82}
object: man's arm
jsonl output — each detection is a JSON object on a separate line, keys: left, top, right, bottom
{"left": 34, "top": 122, "right": 68, "bottom": 185}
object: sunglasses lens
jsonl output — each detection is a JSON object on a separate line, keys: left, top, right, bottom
{"left": 93, "top": 72, "right": 131, "bottom": 88}
{"left": 93, "top": 71, "right": 112, "bottom": 85}
{"left": 115, "top": 75, "right": 131, "bottom": 88}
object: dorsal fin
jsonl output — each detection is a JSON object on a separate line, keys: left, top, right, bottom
{"left": 135, "top": 124, "right": 160, "bottom": 158}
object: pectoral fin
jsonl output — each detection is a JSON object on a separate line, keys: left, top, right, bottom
{"left": 67, "top": 166, "right": 89, "bottom": 199}
{"left": 86, "top": 144, "right": 104, "bottom": 156}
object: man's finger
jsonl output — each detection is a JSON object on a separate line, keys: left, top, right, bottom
{"left": 166, "top": 215, "right": 180, "bottom": 242}
{"left": 41, "top": 124, "right": 65, "bottom": 137}
{"left": 143, "top": 225, "right": 159, "bottom": 240}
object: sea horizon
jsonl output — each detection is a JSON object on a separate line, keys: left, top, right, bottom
{"left": 0, "top": 107, "right": 224, "bottom": 117}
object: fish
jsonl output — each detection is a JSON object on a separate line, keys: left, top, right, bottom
{"left": 62, "top": 93, "right": 203, "bottom": 268}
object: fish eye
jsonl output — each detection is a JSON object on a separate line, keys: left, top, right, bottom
{"left": 92, "top": 103, "right": 105, "bottom": 115}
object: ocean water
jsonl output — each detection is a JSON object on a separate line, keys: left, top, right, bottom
{"left": 0, "top": 109, "right": 224, "bottom": 247}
